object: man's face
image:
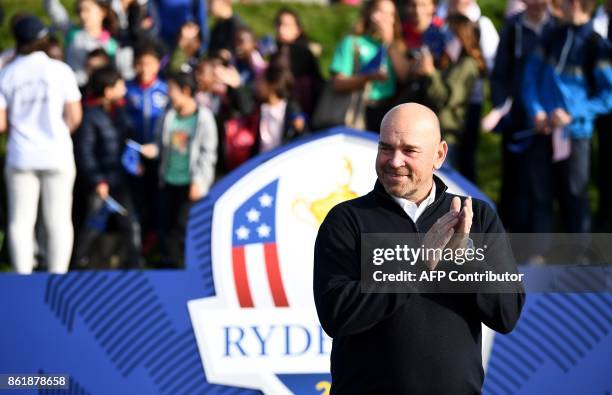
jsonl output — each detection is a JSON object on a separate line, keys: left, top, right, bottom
{"left": 375, "top": 118, "right": 444, "bottom": 199}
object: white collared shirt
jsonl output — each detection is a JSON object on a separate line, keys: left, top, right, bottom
{"left": 392, "top": 182, "right": 437, "bottom": 223}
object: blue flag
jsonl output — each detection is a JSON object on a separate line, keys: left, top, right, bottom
{"left": 85, "top": 196, "right": 128, "bottom": 232}
{"left": 121, "top": 140, "right": 141, "bottom": 176}
{"left": 360, "top": 45, "right": 387, "bottom": 74}
{"left": 86, "top": 203, "right": 112, "bottom": 232}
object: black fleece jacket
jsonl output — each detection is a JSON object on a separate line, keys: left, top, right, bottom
{"left": 313, "top": 175, "right": 525, "bottom": 395}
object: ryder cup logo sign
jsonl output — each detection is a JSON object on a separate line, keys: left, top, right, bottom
{"left": 187, "top": 130, "right": 485, "bottom": 394}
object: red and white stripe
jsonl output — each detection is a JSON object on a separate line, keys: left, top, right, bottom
{"left": 232, "top": 243, "right": 289, "bottom": 308}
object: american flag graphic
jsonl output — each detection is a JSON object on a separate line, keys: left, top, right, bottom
{"left": 232, "top": 179, "right": 289, "bottom": 308}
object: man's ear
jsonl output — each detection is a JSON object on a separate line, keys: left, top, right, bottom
{"left": 433, "top": 140, "right": 447, "bottom": 170}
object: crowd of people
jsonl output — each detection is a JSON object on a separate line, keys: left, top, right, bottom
{"left": 0, "top": 0, "right": 610, "bottom": 273}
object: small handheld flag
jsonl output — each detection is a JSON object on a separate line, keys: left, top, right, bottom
{"left": 360, "top": 45, "right": 387, "bottom": 74}
{"left": 85, "top": 195, "right": 128, "bottom": 231}
{"left": 122, "top": 139, "right": 142, "bottom": 176}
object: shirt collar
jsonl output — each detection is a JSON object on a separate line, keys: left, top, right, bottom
{"left": 391, "top": 181, "right": 437, "bottom": 223}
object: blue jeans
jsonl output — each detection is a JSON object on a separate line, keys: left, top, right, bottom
{"left": 527, "top": 136, "right": 591, "bottom": 233}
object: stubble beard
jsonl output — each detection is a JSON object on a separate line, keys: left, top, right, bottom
{"left": 378, "top": 165, "right": 422, "bottom": 200}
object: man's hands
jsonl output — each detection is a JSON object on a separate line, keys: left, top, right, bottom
{"left": 422, "top": 196, "right": 473, "bottom": 270}
{"left": 447, "top": 196, "right": 473, "bottom": 251}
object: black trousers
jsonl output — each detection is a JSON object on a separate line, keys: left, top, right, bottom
{"left": 527, "top": 136, "right": 591, "bottom": 233}
{"left": 127, "top": 158, "right": 160, "bottom": 238}
{"left": 73, "top": 185, "right": 143, "bottom": 268}
{"left": 161, "top": 184, "right": 192, "bottom": 267}
{"left": 457, "top": 102, "right": 482, "bottom": 183}
{"left": 499, "top": 145, "right": 532, "bottom": 232}
{"left": 595, "top": 114, "right": 612, "bottom": 231}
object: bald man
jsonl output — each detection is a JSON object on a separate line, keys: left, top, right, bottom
{"left": 313, "top": 103, "right": 524, "bottom": 394}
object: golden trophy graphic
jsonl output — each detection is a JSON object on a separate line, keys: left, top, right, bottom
{"left": 293, "top": 157, "right": 358, "bottom": 227}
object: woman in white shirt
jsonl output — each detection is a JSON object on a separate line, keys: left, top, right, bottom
{"left": 0, "top": 15, "right": 82, "bottom": 274}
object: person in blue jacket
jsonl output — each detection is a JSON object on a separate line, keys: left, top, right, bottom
{"left": 126, "top": 42, "right": 168, "bottom": 145}
{"left": 491, "top": 0, "right": 555, "bottom": 232}
{"left": 125, "top": 41, "right": 168, "bottom": 255}
{"left": 592, "top": 1, "right": 612, "bottom": 231}
{"left": 522, "top": 0, "right": 612, "bottom": 233}
{"left": 151, "top": 0, "right": 207, "bottom": 51}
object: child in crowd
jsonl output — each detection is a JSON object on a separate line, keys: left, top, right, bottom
{"left": 84, "top": 48, "right": 112, "bottom": 82}
{"left": 73, "top": 66, "right": 143, "bottom": 268}
{"left": 125, "top": 41, "right": 168, "bottom": 254}
{"left": 126, "top": 42, "right": 168, "bottom": 145}
{"left": 194, "top": 56, "right": 241, "bottom": 115}
{"left": 141, "top": 72, "right": 218, "bottom": 267}
{"left": 234, "top": 27, "right": 267, "bottom": 86}
{"left": 45, "top": 0, "right": 120, "bottom": 86}
{"left": 169, "top": 21, "right": 202, "bottom": 73}
{"left": 254, "top": 66, "right": 306, "bottom": 153}
{"left": 217, "top": 65, "right": 306, "bottom": 169}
